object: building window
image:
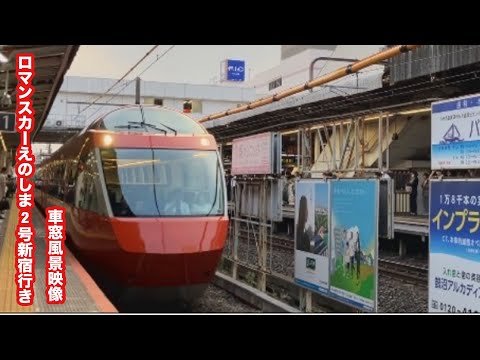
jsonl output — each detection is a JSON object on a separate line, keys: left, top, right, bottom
{"left": 269, "top": 78, "right": 282, "bottom": 91}
{"left": 143, "top": 98, "right": 164, "bottom": 106}
{"left": 183, "top": 101, "right": 192, "bottom": 113}
{"left": 184, "top": 100, "right": 203, "bottom": 113}
{"left": 192, "top": 100, "right": 202, "bottom": 113}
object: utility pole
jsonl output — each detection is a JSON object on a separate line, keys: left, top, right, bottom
{"left": 135, "top": 77, "right": 141, "bottom": 104}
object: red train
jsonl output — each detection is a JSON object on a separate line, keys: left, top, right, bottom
{"left": 34, "top": 105, "right": 228, "bottom": 306}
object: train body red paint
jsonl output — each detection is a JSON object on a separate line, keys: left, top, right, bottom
{"left": 34, "top": 105, "right": 228, "bottom": 304}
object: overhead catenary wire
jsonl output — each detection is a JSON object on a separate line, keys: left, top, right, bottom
{"left": 210, "top": 66, "right": 480, "bottom": 140}
{"left": 313, "top": 44, "right": 480, "bottom": 95}
{"left": 256, "top": 45, "right": 480, "bottom": 108}
{"left": 82, "top": 45, "right": 176, "bottom": 125}
{"left": 75, "top": 45, "right": 161, "bottom": 117}
{"left": 251, "top": 45, "right": 480, "bottom": 93}
{"left": 81, "top": 44, "right": 474, "bottom": 128}
{"left": 198, "top": 45, "right": 420, "bottom": 124}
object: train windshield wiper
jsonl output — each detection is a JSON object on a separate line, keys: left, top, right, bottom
{"left": 143, "top": 119, "right": 178, "bottom": 136}
{"left": 128, "top": 121, "right": 177, "bottom": 135}
{"left": 114, "top": 124, "right": 146, "bottom": 131}
{"left": 125, "top": 121, "right": 167, "bottom": 135}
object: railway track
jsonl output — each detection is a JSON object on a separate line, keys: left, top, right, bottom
{"left": 234, "top": 229, "right": 428, "bottom": 286}
{"left": 236, "top": 229, "right": 294, "bottom": 251}
{"left": 378, "top": 258, "right": 428, "bottom": 287}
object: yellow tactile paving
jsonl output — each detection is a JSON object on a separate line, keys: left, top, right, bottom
{"left": 0, "top": 205, "right": 33, "bottom": 312}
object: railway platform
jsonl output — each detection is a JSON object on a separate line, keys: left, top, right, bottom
{"left": 228, "top": 202, "right": 429, "bottom": 236}
{"left": 0, "top": 200, "right": 117, "bottom": 313}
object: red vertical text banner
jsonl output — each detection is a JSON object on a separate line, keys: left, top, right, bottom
{"left": 14, "top": 53, "right": 36, "bottom": 306}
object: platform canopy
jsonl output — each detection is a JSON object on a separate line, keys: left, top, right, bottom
{"left": 0, "top": 45, "right": 80, "bottom": 149}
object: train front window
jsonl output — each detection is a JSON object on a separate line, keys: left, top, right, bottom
{"left": 100, "top": 148, "right": 225, "bottom": 217}
{"left": 96, "top": 107, "right": 206, "bottom": 135}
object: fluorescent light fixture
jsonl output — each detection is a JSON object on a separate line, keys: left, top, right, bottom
{"left": 281, "top": 129, "right": 300, "bottom": 135}
{"left": 0, "top": 51, "right": 8, "bottom": 63}
{"left": 398, "top": 107, "right": 431, "bottom": 116}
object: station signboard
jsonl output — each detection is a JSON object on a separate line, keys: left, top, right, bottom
{"left": 431, "top": 94, "right": 480, "bottom": 170}
{"left": 231, "top": 132, "right": 281, "bottom": 175}
{"left": 0, "top": 112, "right": 16, "bottom": 132}
{"left": 226, "top": 59, "right": 245, "bottom": 82}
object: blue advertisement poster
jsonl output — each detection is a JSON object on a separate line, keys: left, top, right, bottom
{"left": 429, "top": 180, "right": 480, "bottom": 313}
{"left": 294, "top": 180, "right": 330, "bottom": 295}
{"left": 329, "top": 179, "right": 379, "bottom": 312}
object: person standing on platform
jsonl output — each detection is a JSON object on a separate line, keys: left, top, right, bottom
{"left": 406, "top": 170, "right": 419, "bottom": 216}
{"left": 230, "top": 175, "right": 237, "bottom": 202}
{"left": 421, "top": 172, "right": 432, "bottom": 215}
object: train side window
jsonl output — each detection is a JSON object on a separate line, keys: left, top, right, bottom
{"left": 64, "top": 160, "right": 75, "bottom": 205}
{"left": 86, "top": 150, "right": 107, "bottom": 215}
{"left": 48, "top": 162, "right": 60, "bottom": 199}
{"left": 48, "top": 164, "right": 59, "bottom": 198}
{"left": 74, "top": 149, "right": 108, "bottom": 215}
{"left": 57, "top": 161, "right": 66, "bottom": 200}
{"left": 74, "top": 166, "right": 85, "bottom": 209}
{"left": 91, "top": 151, "right": 109, "bottom": 215}
{"left": 76, "top": 156, "right": 94, "bottom": 211}
{"left": 36, "top": 169, "right": 43, "bottom": 189}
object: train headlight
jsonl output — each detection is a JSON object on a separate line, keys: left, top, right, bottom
{"left": 200, "top": 138, "right": 210, "bottom": 146}
{"left": 103, "top": 134, "right": 113, "bottom": 146}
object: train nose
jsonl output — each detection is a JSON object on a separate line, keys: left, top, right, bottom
{"left": 110, "top": 217, "right": 228, "bottom": 254}
{"left": 107, "top": 217, "right": 228, "bottom": 286}
{"left": 130, "top": 252, "right": 221, "bottom": 286}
